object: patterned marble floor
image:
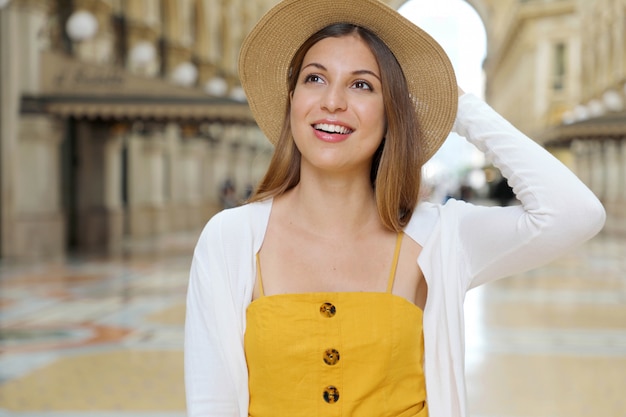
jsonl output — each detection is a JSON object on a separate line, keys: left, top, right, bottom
{"left": 0, "top": 231, "right": 624, "bottom": 417}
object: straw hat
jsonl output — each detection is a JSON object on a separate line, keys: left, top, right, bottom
{"left": 238, "top": 0, "right": 458, "bottom": 162}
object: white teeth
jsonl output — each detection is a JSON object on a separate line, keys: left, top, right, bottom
{"left": 313, "top": 123, "right": 353, "bottom": 134}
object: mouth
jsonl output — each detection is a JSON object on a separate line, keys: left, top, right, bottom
{"left": 312, "top": 123, "right": 354, "bottom": 135}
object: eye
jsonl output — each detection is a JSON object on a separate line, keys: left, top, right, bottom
{"left": 303, "top": 74, "right": 324, "bottom": 84}
{"left": 352, "top": 80, "right": 373, "bottom": 91}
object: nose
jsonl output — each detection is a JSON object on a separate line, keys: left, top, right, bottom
{"left": 320, "top": 84, "right": 347, "bottom": 113}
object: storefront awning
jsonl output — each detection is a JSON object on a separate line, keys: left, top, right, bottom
{"left": 23, "top": 95, "right": 254, "bottom": 123}
{"left": 542, "top": 112, "right": 626, "bottom": 145}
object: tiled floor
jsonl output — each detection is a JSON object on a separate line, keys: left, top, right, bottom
{"left": 0, "top": 231, "right": 624, "bottom": 417}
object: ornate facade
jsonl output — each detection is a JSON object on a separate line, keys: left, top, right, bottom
{"left": 0, "top": 0, "right": 283, "bottom": 259}
{"left": 0, "top": 0, "right": 402, "bottom": 260}
{"left": 471, "top": 0, "right": 626, "bottom": 234}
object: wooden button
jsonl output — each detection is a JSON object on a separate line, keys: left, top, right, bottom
{"left": 320, "top": 302, "right": 336, "bottom": 317}
{"left": 323, "top": 348, "right": 340, "bottom": 365}
{"left": 323, "top": 385, "right": 340, "bottom": 403}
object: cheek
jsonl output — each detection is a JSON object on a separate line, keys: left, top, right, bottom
{"left": 357, "top": 96, "right": 384, "bottom": 117}
{"left": 361, "top": 102, "right": 386, "bottom": 135}
{"left": 289, "top": 90, "right": 312, "bottom": 135}
{"left": 377, "top": 105, "right": 387, "bottom": 137}
{"left": 289, "top": 100, "right": 305, "bottom": 146}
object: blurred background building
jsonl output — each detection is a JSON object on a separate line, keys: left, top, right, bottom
{"left": 476, "top": 0, "right": 626, "bottom": 234}
{"left": 0, "top": 0, "right": 624, "bottom": 262}
{"left": 0, "top": 0, "right": 277, "bottom": 260}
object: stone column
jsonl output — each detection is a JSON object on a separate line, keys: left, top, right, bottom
{"left": 201, "top": 135, "right": 221, "bottom": 217}
{"left": 13, "top": 116, "right": 65, "bottom": 259}
{"left": 249, "top": 127, "right": 273, "bottom": 188}
{"left": 617, "top": 138, "right": 626, "bottom": 203}
{"left": 609, "top": 138, "right": 626, "bottom": 234}
{"left": 163, "top": 123, "right": 181, "bottom": 231}
{"left": 571, "top": 140, "right": 591, "bottom": 187}
{"left": 604, "top": 139, "right": 620, "bottom": 204}
{"left": 127, "top": 128, "right": 168, "bottom": 238}
{"left": 164, "top": 123, "right": 208, "bottom": 232}
{"left": 0, "top": 4, "right": 19, "bottom": 259}
{"left": 213, "top": 128, "right": 234, "bottom": 209}
{"left": 104, "top": 129, "right": 124, "bottom": 210}
{"left": 228, "top": 125, "right": 248, "bottom": 200}
{"left": 181, "top": 137, "right": 206, "bottom": 230}
{"left": 74, "top": 121, "right": 124, "bottom": 253}
{"left": 239, "top": 126, "right": 261, "bottom": 199}
{"left": 599, "top": 139, "right": 620, "bottom": 234}
{"left": 206, "top": 0, "right": 222, "bottom": 66}
{"left": 220, "top": 0, "right": 241, "bottom": 86}
{"left": 102, "top": 126, "right": 125, "bottom": 251}
{"left": 581, "top": 140, "right": 605, "bottom": 201}
{"left": 2, "top": 2, "right": 64, "bottom": 260}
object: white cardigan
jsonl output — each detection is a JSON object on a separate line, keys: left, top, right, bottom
{"left": 184, "top": 93, "right": 605, "bottom": 417}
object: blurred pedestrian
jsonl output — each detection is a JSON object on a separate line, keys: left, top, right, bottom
{"left": 219, "top": 178, "right": 237, "bottom": 209}
{"left": 185, "top": 0, "right": 605, "bottom": 416}
{"left": 491, "top": 176, "right": 517, "bottom": 206}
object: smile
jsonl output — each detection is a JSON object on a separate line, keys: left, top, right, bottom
{"left": 312, "top": 123, "right": 354, "bottom": 135}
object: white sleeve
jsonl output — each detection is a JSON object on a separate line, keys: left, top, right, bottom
{"left": 184, "top": 215, "right": 242, "bottom": 417}
{"left": 452, "top": 93, "right": 605, "bottom": 289}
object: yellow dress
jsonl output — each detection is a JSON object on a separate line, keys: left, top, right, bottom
{"left": 245, "top": 233, "right": 427, "bottom": 416}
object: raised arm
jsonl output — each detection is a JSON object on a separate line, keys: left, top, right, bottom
{"left": 452, "top": 93, "right": 605, "bottom": 288}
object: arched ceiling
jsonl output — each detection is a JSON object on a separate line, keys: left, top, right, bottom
{"left": 389, "top": 0, "right": 492, "bottom": 46}
{"left": 389, "top": 0, "right": 490, "bottom": 22}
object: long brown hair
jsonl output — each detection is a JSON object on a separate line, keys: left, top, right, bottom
{"left": 249, "top": 23, "right": 424, "bottom": 231}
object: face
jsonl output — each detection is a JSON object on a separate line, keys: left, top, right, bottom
{"left": 290, "top": 34, "right": 386, "bottom": 178}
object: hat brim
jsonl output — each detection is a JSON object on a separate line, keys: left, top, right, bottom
{"left": 238, "top": 0, "right": 458, "bottom": 162}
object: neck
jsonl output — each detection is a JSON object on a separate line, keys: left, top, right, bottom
{"left": 282, "top": 172, "right": 382, "bottom": 238}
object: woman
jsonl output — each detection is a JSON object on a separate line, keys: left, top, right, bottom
{"left": 184, "top": 0, "right": 606, "bottom": 416}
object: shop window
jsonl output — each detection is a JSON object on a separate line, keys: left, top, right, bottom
{"left": 553, "top": 42, "right": 567, "bottom": 91}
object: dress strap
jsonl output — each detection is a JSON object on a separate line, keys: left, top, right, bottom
{"left": 255, "top": 252, "right": 266, "bottom": 297}
{"left": 386, "top": 232, "right": 404, "bottom": 293}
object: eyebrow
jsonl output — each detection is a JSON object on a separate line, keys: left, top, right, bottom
{"left": 301, "top": 62, "right": 381, "bottom": 82}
